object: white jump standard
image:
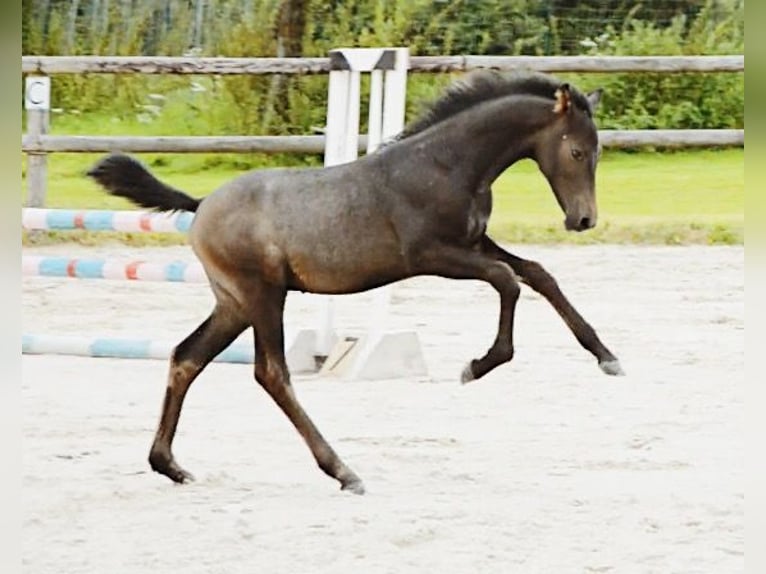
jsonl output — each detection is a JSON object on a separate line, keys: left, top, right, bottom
{"left": 318, "top": 46, "right": 428, "bottom": 380}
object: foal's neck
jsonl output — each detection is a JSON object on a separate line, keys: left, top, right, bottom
{"left": 440, "top": 95, "right": 555, "bottom": 190}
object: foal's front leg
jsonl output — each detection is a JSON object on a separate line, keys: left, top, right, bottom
{"left": 416, "top": 244, "right": 521, "bottom": 382}
{"left": 481, "top": 236, "right": 624, "bottom": 376}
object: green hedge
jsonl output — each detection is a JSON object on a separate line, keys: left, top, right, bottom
{"left": 22, "top": 0, "right": 743, "bottom": 169}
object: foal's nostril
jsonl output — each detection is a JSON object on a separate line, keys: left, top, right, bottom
{"left": 579, "top": 217, "right": 593, "bottom": 230}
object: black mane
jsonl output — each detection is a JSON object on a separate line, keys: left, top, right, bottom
{"left": 397, "top": 70, "right": 593, "bottom": 141}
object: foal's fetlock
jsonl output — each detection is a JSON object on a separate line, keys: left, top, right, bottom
{"left": 149, "top": 449, "right": 195, "bottom": 484}
{"left": 493, "top": 343, "right": 515, "bottom": 365}
{"left": 462, "top": 344, "right": 514, "bottom": 383}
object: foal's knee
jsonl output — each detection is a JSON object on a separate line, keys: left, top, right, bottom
{"left": 505, "top": 279, "right": 521, "bottom": 302}
{"left": 521, "top": 260, "right": 558, "bottom": 290}
{"left": 487, "top": 262, "right": 521, "bottom": 298}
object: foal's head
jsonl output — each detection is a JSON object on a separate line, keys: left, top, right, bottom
{"left": 534, "top": 83, "right": 603, "bottom": 232}
{"left": 394, "top": 71, "right": 604, "bottom": 232}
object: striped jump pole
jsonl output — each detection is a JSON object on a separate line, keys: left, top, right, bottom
{"left": 22, "top": 331, "right": 319, "bottom": 373}
{"left": 22, "top": 255, "right": 206, "bottom": 283}
{"left": 22, "top": 334, "right": 253, "bottom": 363}
{"left": 22, "top": 207, "right": 194, "bottom": 233}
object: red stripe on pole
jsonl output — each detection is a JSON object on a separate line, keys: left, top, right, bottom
{"left": 125, "top": 261, "right": 141, "bottom": 280}
{"left": 66, "top": 259, "right": 77, "bottom": 277}
{"left": 73, "top": 212, "right": 85, "bottom": 229}
{"left": 139, "top": 213, "right": 153, "bottom": 232}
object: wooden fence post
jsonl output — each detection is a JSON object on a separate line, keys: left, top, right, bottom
{"left": 24, "top": 76, "right": 51, "bottom": 207}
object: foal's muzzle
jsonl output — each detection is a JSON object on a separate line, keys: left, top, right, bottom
{"left": 564, "top": 214, "right": 596, "bottom": 232}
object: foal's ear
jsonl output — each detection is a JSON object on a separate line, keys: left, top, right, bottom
{"left": 553, "top": 83, "right": 571, "bottom": 114}
{"left": 586, "top": 88, "right": 603, "bottom": 111}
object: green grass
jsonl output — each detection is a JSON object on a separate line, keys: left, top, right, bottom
{"left": 490, "top": 148, "right": 743, "bottom": 244}
{"left": 22, "top": 147, "right": 744, "bottom": 246}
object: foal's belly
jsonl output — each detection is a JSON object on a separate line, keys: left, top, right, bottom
{"left": 282, "top": 227, "right": 409, "bottom": 294}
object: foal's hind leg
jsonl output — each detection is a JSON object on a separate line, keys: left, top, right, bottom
{"left": 149, "top": 305, "right": 247, "bottom": 483}
{"left": 246, "top": 282, "right": 365, "bottom": 494}
{"left": 481, "top": 236, "right": 624, "bottom": 376}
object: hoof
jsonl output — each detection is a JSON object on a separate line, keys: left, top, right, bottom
{"left": 460, "top": 363, "right": 475, "bottom": 384}
{"left": 168, "top": 467, "right": 195, "bottom": 484}
{"left": 149, "top": 453, "right": 195, "bottom": 484}
{"left": 599, "top": 359, "right": 625, "bottom": 376}
{"left": 341, "top": 479, "right": 366, "bottom": 495}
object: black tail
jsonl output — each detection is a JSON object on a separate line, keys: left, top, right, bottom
{"left": 87, "top": 154, "right": 201, "bottom": 213}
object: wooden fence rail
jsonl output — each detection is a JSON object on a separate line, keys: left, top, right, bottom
{"left": 21, "top": 130, "right": 745, "bottom": 155}
{"left": 22, "top": 55, "right": 745, "bottom": 75}
{"left": 21, "top": 53, "right": 745, "bottom": 207}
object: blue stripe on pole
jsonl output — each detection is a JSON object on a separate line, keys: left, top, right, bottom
{"left": 164, "top": 261, "right": 188, "bottom": 282}
{"left": 38, "top": 257, "right": 70, "bottom": 277}
{"left": 175, "top": 212, "right": 194, "bottom": 232}
{"left": 46, "top": 209, "right": 79, "bottom": 230}
{"left": 82, "top": 211, "right": 115, "bottom": 231}
{"left": 74, "top": 259, "right": 106, "bottom": 279}
{"left": 90, "top": 338, "right": 153, "bottom": 359}
{"left": 216, "top": 345, "right": 254, "bottom": 364}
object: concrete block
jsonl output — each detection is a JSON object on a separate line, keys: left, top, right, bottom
{"left": 319, "top": 330, "right": 428, "bottom": 380}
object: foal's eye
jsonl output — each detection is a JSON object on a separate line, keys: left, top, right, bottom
{"left": 571, "top": 148, "right": 585, "bottom": 161}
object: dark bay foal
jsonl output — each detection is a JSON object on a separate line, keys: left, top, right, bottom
{"left": 88, "top": 71, "right": 624, "bottom": 494}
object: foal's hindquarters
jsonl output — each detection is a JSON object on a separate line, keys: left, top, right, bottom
{"left": 148, "top": 179, "right": 369, "bottom": 492}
